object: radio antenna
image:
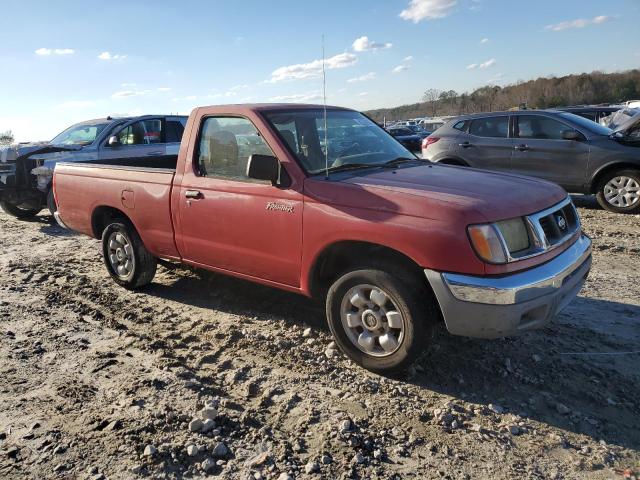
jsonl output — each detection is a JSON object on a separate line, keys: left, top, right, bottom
{"left": 322, "top": 34, "right": 329, "bottom": 180}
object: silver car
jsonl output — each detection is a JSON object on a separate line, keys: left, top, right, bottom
{"left": 422, "top": 110, "right": 640, "bottom": 214}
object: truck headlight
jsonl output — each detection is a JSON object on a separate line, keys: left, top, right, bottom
{"left": 468, "top": 224, "right": 507, "bottom": 264}
{"left": 468, "top": 217, "right": 530, "bottom": 264}
{"left": 495, "top": 218, "right": 529, "bottom": 253}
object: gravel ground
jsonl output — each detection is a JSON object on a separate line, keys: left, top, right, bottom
{"left": 0, "top": 195, "right": 639, "bottom": 480}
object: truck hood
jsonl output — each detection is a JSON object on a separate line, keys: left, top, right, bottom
{"left": 319, "top": 163, "right": 567, "bottom": 222}
{"left": 0, "top": 143, "right": 81, "bottom": 163}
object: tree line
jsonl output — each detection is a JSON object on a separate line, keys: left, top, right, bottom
{"left": 365, "top": 69, "right": 640, "bottom": 122}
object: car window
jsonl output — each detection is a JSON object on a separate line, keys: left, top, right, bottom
{"left": 469, "top": 116, "right": 509, "bottom": 138}
{"left": 166, "top": 120, "right": 185, "bottom": 143}
{"left": 117, "top": 119, "right": 164, "bottom": 145}
{"left": 453, "top": 120, "right": 468, "bottom": 131}
{"left": 197, "top": 116, "right": 274, "bottom": 180}
{"left": 517, "top": 115, "right": 570, "bottom": 140}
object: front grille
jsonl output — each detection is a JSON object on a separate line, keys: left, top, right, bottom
{"left": 502, "top": 198, "right": 581, "bottom": 262}
{"left": 527, "top": 198, "right": 580, "bottom": 250}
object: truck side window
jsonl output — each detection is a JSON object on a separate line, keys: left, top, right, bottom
{"left": 197, "top": 117, "right": 274, "bottom": 180}
{"left": 117, "top": 119, "right": 164, "bottom": 145}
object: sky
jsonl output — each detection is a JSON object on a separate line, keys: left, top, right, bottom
{"left": 0, "top": 0, "right": 638, "bottom": 141}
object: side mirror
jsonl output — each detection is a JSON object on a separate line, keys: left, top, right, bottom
{"left": 562, "top": 130, "right": 582, "bottom": 141}
{"left": 108, "top": 135, "right": 121, "bottom": 146}
{"left": 246, "top": 154, "right": 279, "bottom": 184}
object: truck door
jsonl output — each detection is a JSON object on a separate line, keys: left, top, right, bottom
{"left": 99, "top": 117, "right": 171, "bottom": 168}
{"left": 176, "top": 115, "right": 303, "bottom": 287}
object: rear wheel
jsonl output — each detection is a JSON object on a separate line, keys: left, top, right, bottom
{"left": 326, "top": 267, "right": 437, "bottom": 374}
{"left": 101, "top": 220, "right": 157, "bottom": 289}
{"left": 0, "top": 200, "right": 42, "bottom": 219}
{"left": 596, "top": 169, "right": 640, "bottom": 214}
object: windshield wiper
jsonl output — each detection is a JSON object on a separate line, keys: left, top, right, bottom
{"left": 325, "top": 163, "right": 379, "bottom": 173}
{"left": 381, "top": 157, "right": 421, "bottom": 168}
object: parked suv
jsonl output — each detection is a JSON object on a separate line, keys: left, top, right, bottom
{"left": 422, "top": 110, "right": 640, "bottom": 213}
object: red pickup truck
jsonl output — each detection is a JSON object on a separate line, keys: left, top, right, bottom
{"left": 53, "top": 104, "right": 592, "bottom": 373}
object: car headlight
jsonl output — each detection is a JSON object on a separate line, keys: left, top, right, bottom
{"left": 468, "top": 217, "right": 530, "bottom": 264}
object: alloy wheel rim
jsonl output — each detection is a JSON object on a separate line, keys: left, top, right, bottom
{"left": 604, "top": 176, "right": 640, "bottom": 208}
{"left": 340, "top": 284, "right": 405, "bottom": 357}
{"left": 107, "top": 231, "right": 135, "bottom": 280}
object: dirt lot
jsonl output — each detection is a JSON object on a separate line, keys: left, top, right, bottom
{"left": 0, "top": 195, "right": 639, "bottom": 480}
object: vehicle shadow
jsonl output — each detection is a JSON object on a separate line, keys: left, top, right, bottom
{"left": 144, "top": 268, "right": 640, "bottom": 452}
{"left": 570, "top": 194, "right": 601, "bottom": 210}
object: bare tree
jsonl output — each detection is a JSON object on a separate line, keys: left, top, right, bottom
{"left": 422, "top": 88, "right": 441, "bottom": 117}
{"left": 0, "top": 130, "right": 14, "bottom": 146}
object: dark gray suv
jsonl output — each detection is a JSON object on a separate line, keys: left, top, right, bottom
{"left": 422, "top": 110, "right": 640, "bottom": 213}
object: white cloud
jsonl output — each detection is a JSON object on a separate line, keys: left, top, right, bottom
{"left": 403, "top": 55, "right": 414, "bottom": 61}
{"left": 269, "top": 52, "right": 357, "bottom": 82}
{"left": 467, "top": 58, "right": 495, "bottom": 69}
{"left": 269, "top": 92, "right": 322, "bottom": 102}
{"left": 399, "top": 0, "right": 457, "bottom": 23}
{"left": 347, "top": 72, "right": 376, "bottom": 83}
{"left": 392, "top": 65, "right": 410, "bottom": 74}
{"left": 35, "top": 48, "right": 74, "bottom": 56}
{"left": 352, "top": 36, "right": 392, "bottom": 52}
{"left": 56, "top": 100, "right": 96, "bottom": 109}
{"left": 98, "top": 51, "right": 127, "bottom": 60}
{"left": 358, "top": 92, "right": 369, "bottom": 96}
{"left": 480, "top": 38, "right": 489, "bottom": 44}
{"left": 111, "top": 89, "right": 151, "bottom": 99}
{"left": 157, "top": 87, "right": 172, "bottom": 92}
{"left": 545, "top": 15, "right": 613, "bottom": 31}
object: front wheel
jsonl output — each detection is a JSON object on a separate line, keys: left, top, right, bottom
{"left": 101, "top": 220, "right": 157, "bottom": 289}
{"left": 596, "top": 169, "right": 640, "bottom": 214}
{"left": 326, "top": 268, "right": 437, "bottom": 374}
{"left": 0, "top": 200, "right": 42, "bottom": 219}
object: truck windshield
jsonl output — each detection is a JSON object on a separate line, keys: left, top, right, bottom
{"left": 262, "top": 109, "right": 416, "bottom": 174}
{"left": 51, "top": 122, "right": 111, "bottom": 146}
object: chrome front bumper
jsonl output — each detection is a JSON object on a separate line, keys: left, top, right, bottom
{"left": 425, "top": 234, "right": 592, "bottom": 338}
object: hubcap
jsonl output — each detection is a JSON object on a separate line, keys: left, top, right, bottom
{"left": 107, "top": 231, "right": 135, "bottom": 280}
{"left": 340, "top": 284, "right": 405, "bottom": 357}
{"left": 604, "top": 176, "right": 640, "bottom": 208}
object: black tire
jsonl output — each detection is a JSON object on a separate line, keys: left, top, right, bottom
{"left": 595, "top": 169, "right": 640, "bottom": 214}
{"left": 326, "top": 267, "right": 438, "bottom": 374}
{"left": 101, "top": 219, "right": 157, "bottom": 289}
{"left": 47, "top": 188, "right": 57, "bottom": 216}
{"left": 0, "top": 200, "right": 42, "bottom": 219}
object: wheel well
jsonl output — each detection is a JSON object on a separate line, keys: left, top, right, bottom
{"left": 91, "top": 206, "right": 131, "bottom": 239}
{"left": 437, "top": 158, "right": 467, "bottom": 166}
{"left": 590, "top": 163, "right": 640, "bottom": 193}
{"left": 308, "top": 241, "right": 425, "bottom": 300}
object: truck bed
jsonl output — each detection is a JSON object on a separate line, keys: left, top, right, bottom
{"left": 54, "top": 162, "right": 180, "bottom": 259}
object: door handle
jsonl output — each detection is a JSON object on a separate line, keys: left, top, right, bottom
{"left": 146, "top": 151, "right": 163, "bottom": 156}
{"left": 515, "top": 144, "right": 530, "bottom": 151}
{"left": 458, "top": 142, "right": 473, "bottom": 148}
{"left": 185, "top": 190, "right": 203, "bottom": 199}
